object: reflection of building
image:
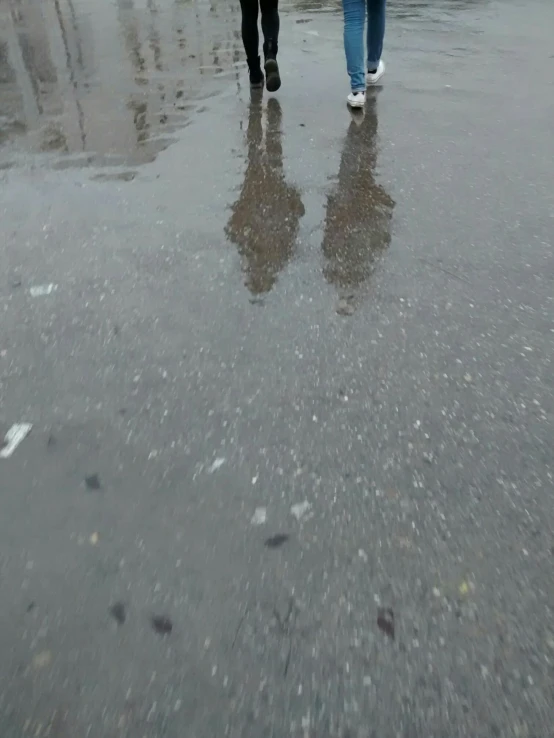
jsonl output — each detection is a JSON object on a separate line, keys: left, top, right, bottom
{"left": 0, "top": 0, "right": 61, "bottom": 146}
{"left": 0, "top": 0, "right": 242, "bottom": 164}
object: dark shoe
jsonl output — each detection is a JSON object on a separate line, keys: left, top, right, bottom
{"left": 263, "top": 39, "right": 281, "bottom": 92}
{"left": 264, "top": 58, "right": 281, "bottom": 92}
{"left": 248, "top": 57, "right": 264, "bottom": 89}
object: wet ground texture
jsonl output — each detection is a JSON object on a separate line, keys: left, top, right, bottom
{"left": 1, "top": 0, "right": 553, "bottom": 736}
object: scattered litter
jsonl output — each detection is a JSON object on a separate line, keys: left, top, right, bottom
{"left": 358, "top": 549, "right": 369, "bottom": 562}
{"left": 377, "top": 607, "right": 395, "bottom": 640}
{"left": 459, "top": 580, "right": 469, "bottom": 595}
{"left": 29, "top": 284, "right": 57, "bottom": 297}
{"left": 109, "top": 602, "right": 126, "bottom": 625}
{"left": 32, "top": 650, "right": 52, "bottom": 670}
{"left": 85, "top": 473, "right": 101, "bottom": 490}
{"left": 1, "top": 423, "right": 32, "bottom": 458}
{"left": 264, "top": 533, "right": 289, "bottom": 549}
{"left": 208, "top": 457, "right": 225, "bottom": 473}
{"left": 151, "top": 614, "right": 173, "bottom": 635}
{"left": 251, "top": 507, "right": 267, "bottom": 525}
{"left": 290, "top": 500, "right": 312, "bottom": 522}
{"left": 464, "top": 373, "right": 472, "bottom": 382}
{"left": 89, "top": 532, "right": 99, "bottom": 545}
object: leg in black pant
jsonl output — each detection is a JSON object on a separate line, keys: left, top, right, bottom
{"left": 240, "top": 0, "right": 260, "bottom": 66}
{"left": 239, "top": 0, "right": 281, "bottom": 91}
{"left": 260, "top": 0, "right": 279, "bottom": 60}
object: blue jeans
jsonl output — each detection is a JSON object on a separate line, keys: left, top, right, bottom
{"left": 342, "top": 0, "right": 386, "bottom": 92}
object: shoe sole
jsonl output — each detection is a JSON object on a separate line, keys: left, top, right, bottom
{"left": 347, "top": 98, "right": 365, "bottom": 109}
{"left": 264, "top": 60, "right": 281, "bottom": 92}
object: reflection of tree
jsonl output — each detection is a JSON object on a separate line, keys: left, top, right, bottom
{"left": 322, "top": 94, "right": 394, "bottom": 295}
{"left": 226, "top": 98, "right": 305, "bottom": 295}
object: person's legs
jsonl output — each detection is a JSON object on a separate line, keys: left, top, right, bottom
{"left": 343, "top": 0, "right": 366, "bottom": 93}
{"left": 260, "top": 0, "right": 281, "bottom": 91}
{"left": 260, "top": 0, "right": 279, "bottom": 59}
{"left": 239, "top": 0, "right": 263, "bottom": 86}
{"left": 366, "top": 0, "right": 385, "bottom": 72}
{"left": 239, "top": 0, "right": 260, "bottom": 61}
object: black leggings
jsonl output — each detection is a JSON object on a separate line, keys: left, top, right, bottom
{"left": 239, "top": 0, "right": 279, "bottom": 63}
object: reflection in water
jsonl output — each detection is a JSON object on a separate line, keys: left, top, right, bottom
{"left": 226, "top": 97, "right": 305, "bottom": 296}
{"left": 322, "top": 94, "right": 394, "bottom": 303}
{"left": 53, "top": 0, "right": 86, "bottom": 150}
{"left": 0, "top": 0, "right": 241, "bottom": 166}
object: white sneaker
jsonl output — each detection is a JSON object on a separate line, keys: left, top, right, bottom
{"left": 347, "top": 90, "right": 366, "bottom": 108}
{"left": 366, "top": 60, "right": 385, "bottom": 85}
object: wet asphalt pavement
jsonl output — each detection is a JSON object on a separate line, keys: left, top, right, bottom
{"left": 1, "top": 0, "right": 554, "bottom": 736}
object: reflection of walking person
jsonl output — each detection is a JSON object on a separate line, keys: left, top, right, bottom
{"left": 322, "top": 95, "right": 394, "bottom": 312}
{"left": 239, "top": 0, "right": 281, "bottom": 92}
{"left": 225, "top": 98, "right": 305, "bottom": 296}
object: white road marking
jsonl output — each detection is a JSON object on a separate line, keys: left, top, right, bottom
{"left": 0, "top": 423, "right": 32, "bottom": 458}
{"left": 29, "top": 284, "right": 57, "bottom": 297}
{"left": 290, "top": 500, "right": 312, "bottom": 522}
{"left": 251, "top": 507, "right": 267, "bottom": 525}
{"left": 208, "top": 457, "right": 226, "bottom": 473}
